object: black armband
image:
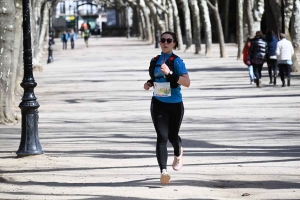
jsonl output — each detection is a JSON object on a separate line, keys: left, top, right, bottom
{"left": 166, "top": 73, "right": 180, "bottom": 83}
{"left": 147, "top": 79, "right": 154, "bottom": 86}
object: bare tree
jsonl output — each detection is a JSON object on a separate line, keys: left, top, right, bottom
{"left": 138, "top": 0, "right": 152, "bottom": 42}
{"left": 252, "top": 0, "right": 264, "bottom": 32}
{"left": 189, "top": 0, "right": 201, "bottom": 54}
{"left": 178, "top": 0, "right": 193, "bottom": 51}
{"left": 12, "top": 0, "right": 23, "bottom": 114}
{"left": 237, "top": 0, "right": 244, "bottom": 60}
{"left": 269, "top": 0, "right": 299, "bottom": 72}
{"left": 292, "top": 0, "right": 300, "bottom": 52}
{"left": 167, "top": 0, "right": 174, "bottom": 32}
{"left": 207, "top": 0, "right": 228, "bottom": 58}
{"left": 244, "top": 0, "right": 254, "bottom": 37}
{"left": 224, "top": 0, "right": 229, "bottom": 42}
{"left": 170, "top": 0, "right": 183, "bottom": 50}
{"left": 199, "top": 0, "right": 212, "bottom": 56}
{"left": 0, "top": 0, "right": 17, "bottom": 124}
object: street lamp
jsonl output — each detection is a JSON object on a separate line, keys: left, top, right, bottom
{"left": 17, "top": 0, "right": 43, "bottom": 156}
{"left": 47, "top": 0, "right": 54, "bottom": 64}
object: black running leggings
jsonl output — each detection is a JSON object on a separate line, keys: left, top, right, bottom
{"left": 150, "top": 97, "right": 184, "bottom": 172}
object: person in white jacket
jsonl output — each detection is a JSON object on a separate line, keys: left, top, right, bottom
{"left": 276, "top": 33, "right": 294, "bottom": 87}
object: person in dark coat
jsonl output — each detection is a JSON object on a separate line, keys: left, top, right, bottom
{"left": 265, "top": 30, "right": 278, "bottom": 85}
{"left": 249, "top": 30, "right": 268, "bottom": 88}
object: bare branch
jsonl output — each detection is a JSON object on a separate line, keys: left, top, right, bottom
{"left": 148, "top": 0, "right": 169, "bottom": 14}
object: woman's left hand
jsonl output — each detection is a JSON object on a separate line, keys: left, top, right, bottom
{"left": 160, "top": 63, "right": 170, "bottom": 75}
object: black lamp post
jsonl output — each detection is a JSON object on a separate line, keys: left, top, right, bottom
{"left": 47, "top": 0, "right": 54, "bottom": 64}
{"left": 16, "top": 0, "right": 43, "bottom": 156}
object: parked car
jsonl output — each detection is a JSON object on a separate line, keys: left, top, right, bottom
{"left": 91, "top": 25, "right": 101, "bottom": 36}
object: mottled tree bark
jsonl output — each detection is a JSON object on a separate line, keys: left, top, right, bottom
{"left": 237, "top": 0, "right": 244, "bottom": 60}
{"left": 244, "top": 0, "right": 255, "bottom": 37}
{"left": 207, "top": 0, "right": 228, "bottom": 58}
{"left": 269, "top": 0, "right": 299, "bottom": 72}
{"left": 170, "top": 0, "right": 183, "bottom": 50}
{"left": 252, "top": 0, "right": 264, "bottom": 32}
{"left": 178, "top": 0, "right": 193, "bottom": 51}
{"left": 0, "top": 0, "right": 17, "bottom": 124}
{"left": 224, "top": 0, "right": 229, "bottom": 42}
{"left": 138, "top": 0, "right": 152, "bottom": 42}
{"left": 167, "top": 0, "right": 174, "bottom": 32}
{"left": 292, "top": 0, "right": 300, "bottom": 52}
{"left": 189, "top": 0, "right": 201, "bottom": 54}
{"left": 199, "top": 0, "right": 212, "bottom": 56}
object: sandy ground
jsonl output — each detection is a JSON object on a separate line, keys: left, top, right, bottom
{"left": 0, "top": 36, "right": 300, "bottom": 200}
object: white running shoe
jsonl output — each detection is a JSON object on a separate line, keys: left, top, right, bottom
{"left": 172, "top": 147, "right": 183, "bottom": 171}
{"left": 160, "top": 169, "right": 171, "bottom": 185}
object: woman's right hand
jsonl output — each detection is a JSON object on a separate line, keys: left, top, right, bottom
{"left": 144, "top": 82, "right": 152, "bottom": 90}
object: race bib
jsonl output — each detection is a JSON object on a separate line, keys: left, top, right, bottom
{"left": 153, "top": 82, "right": 171, "bottom": 97}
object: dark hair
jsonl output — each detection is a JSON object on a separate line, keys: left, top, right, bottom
{"left": 161, "top": 31, "right": 178, "bottom": 49}
{"left": 266, "top": 30, "right": 278, "bottom": 40}
{"left": 280, "top": 33, "right": 286, "bottom": 39}
{"left": 255, "top": 30, "right": 263, "bottom": 37}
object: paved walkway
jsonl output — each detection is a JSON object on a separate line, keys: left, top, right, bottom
{"left": 0, "top": 37, "right": 300, "bottom": 200}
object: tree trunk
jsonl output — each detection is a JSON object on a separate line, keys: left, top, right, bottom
{"left": 11, "top": 0, "right": 23, "bottom": 118}
{"left": 0, "top": 0, "right": 17, "bottom": 124}
{"left": 292, "top": 0, "right": 300, "bottom": 52}
{"left": 31, "top": 0, "right": 43, "bottom": 70}
{"left": 253, "top": 0, "right": 264, "bottom": 31}
{"left": 36, "top": 1, "right": 50, "bottom": 70}
{"left": 178, "top": 0, "right": 193, "bottom": 51}
{"left": 199, "top": 0, "right": 212, "bottom": 56}
{"left": 245, "top": 0, "right": 255, "bottom": 37}
{"left": 237, "top": 0, "right": 244, "bottom": 60}
{"left": 170, "top": 0, "right": 183, "bottom": 50}
{"left": 189, "top": 0, "right": 201, "bottom": 54}
{"left": 264, "top": 0, "right": 279, "bottom": 36}
{"left": 138, "top": 0, "right": 152, "bottom": 42}
{"left": 207, "top": 0, "right": 228, "bottom": 58}
{"left": 167, "top": 0, "right": 174, "bottom": 32}
{"left": 224, "top": 0, "right": 229, "bottom": 42}
{"left": 269, "top": 0, "right": 299, "bottom": 72}
{"left": 137, "top": 7, "right": 145, "bottom": 40}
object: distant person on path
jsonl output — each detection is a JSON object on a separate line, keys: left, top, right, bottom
{"left": 243, "top": 37, "right": 256, "bottom": 84}
{"left": 265, "top": 30, "right": 278, "bottom": 85}
{"left": 84, "top": 27, "right": 90, "bottom": 47}
{"left": 276, "top": 33, "right": 294, "bottom": 87}
{"left": 61, "top": 30, "right": 69, "bottom": 50}
{"left": 87, "top": 22, "right": 91, "bottom": 31}
{"left": 80, "top": 23, "right": 87, "bottom": 37}
{"left": 69, "top": 29, "right": 77, "bottom": 49}
{"left": 143, "top": 31, "right": 190, "bottom": 185}
{"left": 249, "top": 30, "right": 268, "bottom": 88}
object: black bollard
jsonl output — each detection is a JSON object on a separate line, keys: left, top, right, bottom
{"left": 16, "top": 0, "right": 43, "bottom": 156}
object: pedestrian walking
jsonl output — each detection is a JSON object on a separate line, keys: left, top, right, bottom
{"left": 69, "top": 29, "right": 77, "bottom": 49}
{"left": 83, "top": 28, "right": 90, "bottom": 47}
{"left": 249, "top": 30, "right": 268, "bottom": 88}
{"left": 243, "top": 37, "right": 256, "bottom": 84}
{"left": 143, "top": 31, "right": 190, "bottom": 185}
{"left": 276, "top": 33, "right": 294, "bottom": 87}
{"left": 61, "top": 31, "right": 69, "bottom": 50}
{"left": 265, "top": 30, "right": 278, "bottom": 85}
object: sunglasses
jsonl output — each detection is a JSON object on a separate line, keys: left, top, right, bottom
{"left": 160, "top": 38, "right": 173, "bottom": 44}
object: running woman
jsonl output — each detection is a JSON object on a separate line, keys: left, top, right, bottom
{"left": 144, "top": 31, "right": 190, "bottom": 184}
